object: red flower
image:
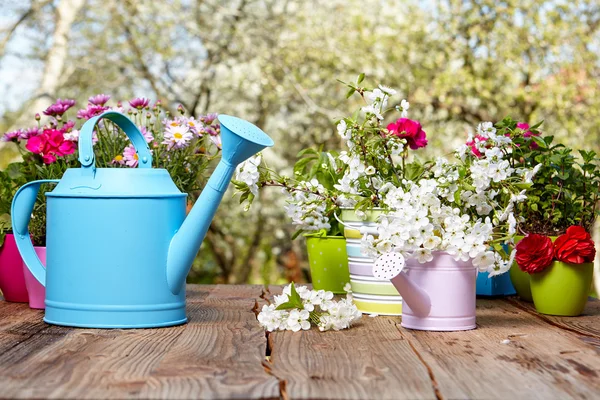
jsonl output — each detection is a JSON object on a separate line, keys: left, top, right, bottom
{"left": 515, "top": 234, "right": 554, "bottom": 274}
{"left": 554, "top": 226, "right": 596, "bottom": 264}
{"left": 386, "top": 118, "right": 427, "bottom": 150}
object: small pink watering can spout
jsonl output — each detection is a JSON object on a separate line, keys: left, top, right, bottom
{"left": 374, "top": 252, "right": 431, "bottom": 317}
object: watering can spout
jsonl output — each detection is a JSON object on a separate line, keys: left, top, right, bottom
{"left": 373, "top": 253, "right": 431, "bottom": 317}
{"left": 166, "top": 115, "right": 274, "bottom": 294}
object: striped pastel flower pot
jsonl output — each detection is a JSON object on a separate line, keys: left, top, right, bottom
{"left": 340, "top": 208, "right": 403, "bottom": 315}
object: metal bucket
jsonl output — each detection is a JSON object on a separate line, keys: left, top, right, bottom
{"left": 338, "top": 209, "right": 403, "bottom": 314}
{"left": 399, "top": 253, "right": 477, "bottom": 331}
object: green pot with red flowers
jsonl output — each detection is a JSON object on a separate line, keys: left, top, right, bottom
{"left": 515, "top": 227, "right": 595, "bottom": 316}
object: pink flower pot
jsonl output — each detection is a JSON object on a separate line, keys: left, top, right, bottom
{"left": 387, "top": 253, "right": 478, "bottom": 331}
{"left": 22, "top": 247, "right": 46, "bottom": 309}
{"left": 0, "top": 233, "right": 29, "bottom": 302}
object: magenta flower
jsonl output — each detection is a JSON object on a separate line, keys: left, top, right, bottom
{"left": 129, "top": 97, "right": 150, "bottom": 109}
{"left": 19, "top": 127, "right": 41, "bottom": 140}
{"left": 123, "top": 144, "right": 139, "bottom": 167}
{"left": 88, "top": 94, "right": 111, "bottom": 106}
{"left": 387, "top": 118, "right": 428, "bottom": 150}
{"left": 43, "top": 99, "right": 76, "bottom": 117}
{"left": 1, "top": 130, "right": 22, "bottom": 142}
{"left": 517, "top": 122, "right": 541, "bottom": 149}
{"left": 77, "top": 105, "right": 109, "bottom": 120}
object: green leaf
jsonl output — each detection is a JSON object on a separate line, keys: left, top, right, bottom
{"left": 357, "top": 73, "right": 365, "bottom": 84}
{"left": 346, "top": 87, "right": 356, "bottom": 98}
{"left": 453, "top": 190, "right": 461, "bottom": 205}
{"left": 531, "top": 136, "right": 547, "bottom": 149}
{"left": 275, "top": 302, "right": 298, "bottom": 310}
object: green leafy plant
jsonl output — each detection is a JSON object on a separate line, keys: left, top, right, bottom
{"left": 495, "top": 117, "right": 600, "bottom": 235}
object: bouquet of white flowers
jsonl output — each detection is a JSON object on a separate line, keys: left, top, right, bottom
{"left": 257, "top": 283, "right": 362, "bottom": 332}
{"left": 361, "top": 121, "right": 538, "bottom": 276}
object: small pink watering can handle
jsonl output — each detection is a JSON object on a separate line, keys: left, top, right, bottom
{"left": 11, "top": 179, "right": 60, "bottom": 286}
{"left": 78, "top": 111, "right": 153, "bottom": 173}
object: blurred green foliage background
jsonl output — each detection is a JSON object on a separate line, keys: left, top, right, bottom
{"left": 1, "top": 0, "right": 599, "bottom": 285}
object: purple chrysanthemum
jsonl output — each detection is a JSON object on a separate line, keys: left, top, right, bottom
{"left": 43, "top": 99, "right": 76, "bottom": 117}
{"left": 129, "top": 97, "right": 150, "bottom": 109}
{"left": 1, "top": 130, "right": 22, "bottom": 142}
{"left": 19, "top": 127, "right": 41, "bottom": 140}
{"left": 77, "top": 105, "right": 109, "bottom": 120}
{"left": 201, "top": 113, "right": 218, "bottom": 125}
{"left": 88, "top": 94, "right": 111, "bottom": 106}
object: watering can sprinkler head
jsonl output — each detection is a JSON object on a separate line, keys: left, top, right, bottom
{"left": 166, "top": 115, "right": 274, "bottom": 294}
{"left": 218, "top": 114, "right": 274, "bottom": 165}
{"left": 374, "top": 252, "right": 432, "bottom": 317}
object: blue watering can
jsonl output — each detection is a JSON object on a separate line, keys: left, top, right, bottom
{"left": 11, "top": 111, "right": 273, "bottom": 328}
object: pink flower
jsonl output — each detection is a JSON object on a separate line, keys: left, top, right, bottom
{"left": 112, "top": 154, "right": 125, "bottom": 166}
{"left": 141, "top": 126, "right": 154, "bottom": 143}
{"left": 88, "top": 94, "right": 111, "bottom": 106}
{"left": 210, "top": 135, "right": 222, "bottom": 149}
{"left": 77, "top": 105, "right": 109, "bottom": 120}
{"left": 123, "top": 145, "right": 139, "bottom": 167}
{"left": 25, "top": 128, "right": 76, "bottom": 164}
{"left": 1, "top": 130, "right": 22, "bottom": 142}
{"left": 201, "top": 113, "right": 218, "bottom": 125}
{"left": 184, "top": 117, "right": 200, "bottom": 135}
{"left": 517, "top": 122, "right": 541, "bottom": 149}
{"left": 129, "top": 97, "right": 150, "bottom": 109}
{"left": 387, "top": 118, "right": 427, "bottom": 150}
{"left": 466, "top": 134, "right": 489, "bottom": 158}
{"left": 43, "top": 99, "right": 76, "bottom": 117}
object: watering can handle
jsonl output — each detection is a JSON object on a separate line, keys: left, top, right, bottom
{"left": 11, "top": 179, "right": 60, "bottom": 286}
{"left": 78, "top": 111, "right": 153, "bottom": 171}
{"left": 333, "top": 211, "right": 378, "bottom": 235}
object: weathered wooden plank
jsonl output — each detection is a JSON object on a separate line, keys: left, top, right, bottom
{"left": 0, "top": 300, "right": 48, "bottom": 356}
{"left": 137, "top": 285, "right": 280, "bottom": 400}
{"left": 265, "top": 286, "right": 439, "bottom": 400}
{"left": 401, "top": 299, "right": 600, "bottom": 400}
{"left": 0, "top": 285, "right": 279, "bottom": 400}
{"left": 507, "top": 297, "right": 600, "bottom": 340}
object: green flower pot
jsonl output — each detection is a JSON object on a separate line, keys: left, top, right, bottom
{"left": 305, "top": 235, "right": 350, "bottom": 294}
{"left": 509, "top": 263, "right": 533, "bottom": 302}
{"left": 530, "top": 261, "right": 594, "bottom": 316}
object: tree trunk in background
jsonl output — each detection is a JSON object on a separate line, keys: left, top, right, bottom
{"left": 3, "top": 0, "right": 85, "bottom": 134}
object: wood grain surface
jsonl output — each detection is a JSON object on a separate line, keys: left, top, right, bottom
{"left": 0, "top": 286, "right": 599, "bottom": 400}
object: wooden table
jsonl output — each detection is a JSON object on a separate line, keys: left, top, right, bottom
{"left": 0, "top": 285, "right": 598, "bottom": 399}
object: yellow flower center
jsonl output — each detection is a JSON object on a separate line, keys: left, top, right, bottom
{"left": 188, "top": 121, "right": 195, "bottom": 127}
{"left": 170, "top": 122, "right": 178, "bottom": 127}
{"left": 134, "top": 153, "right": 139, "bottom": 160}
{"left": 174, "top": 133, "right": 183, "bottom": 139}
{"left": 114, "top": 155, "right": 123, "bottom": 161}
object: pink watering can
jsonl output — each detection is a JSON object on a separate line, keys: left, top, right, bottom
{"left": 374, "top": 252, "right": 477, "bottom": 331}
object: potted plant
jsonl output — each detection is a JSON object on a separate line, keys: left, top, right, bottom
{"left": 490, "top": 118, "right": 600, "bottom": 302}
{"left": 515, "top": 226, "right": 595, "bottom": 316}
{"left": 1, "top": 95, "right": 221, "bottom": 308}
{"left": 361, "top": 116, "right": 537, "bottom": 330}
{"left": 0, "top": 167, "right": 30, "bottom": 303}
{"left": 234, "top": 148, "right": 351, "bottom": 294}
{"left": 330, "top": 76, "right": 430, "bottom": 314}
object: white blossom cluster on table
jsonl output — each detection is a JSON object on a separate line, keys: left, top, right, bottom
{"left": 257, "top": 283, "right": 362, "bottom": 332}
